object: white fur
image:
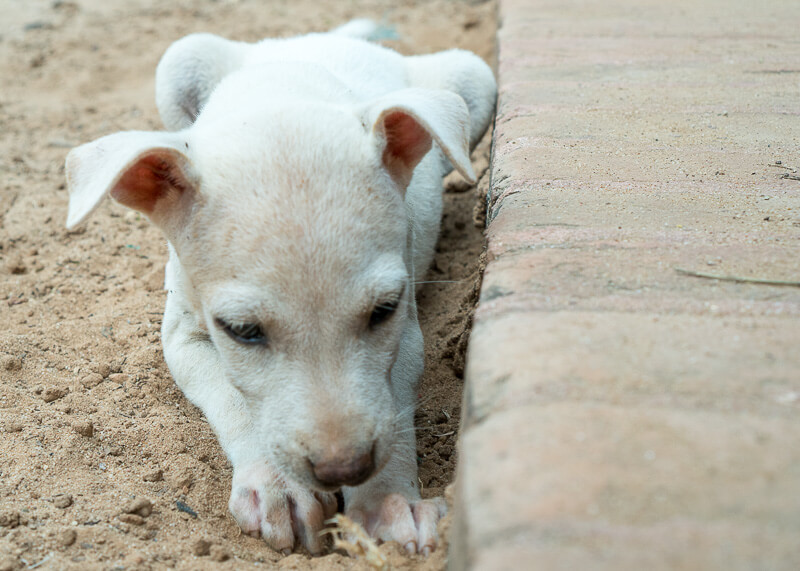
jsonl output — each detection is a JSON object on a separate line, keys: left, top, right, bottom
{"left": 65, "top": 23, "right": 496, "bottom": 556}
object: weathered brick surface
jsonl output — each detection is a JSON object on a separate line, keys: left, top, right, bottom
{"left": 450, "top": 0, "right": 800, "bottom": 569}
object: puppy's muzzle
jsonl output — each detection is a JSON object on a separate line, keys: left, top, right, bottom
{"left": 309, "top": 443, "right": 375, "bottom": 488}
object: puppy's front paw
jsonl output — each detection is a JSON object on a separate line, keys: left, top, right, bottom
{"left": 347, "top": 494, "right": 446, "bottom": 556}
{"left": 229, "top": 462, "right": 338, "bottom": 555}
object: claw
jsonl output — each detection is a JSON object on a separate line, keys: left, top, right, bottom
{"left": 228, "top": 462, "right": 337, "bottom": 556}
{"left": 345, "top": 494, "right": 445, "bottom": 558}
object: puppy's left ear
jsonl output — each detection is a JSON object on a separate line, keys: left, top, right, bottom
{"left": 65, "top": 131, "right": 198, "bottom": 233}
{"left": 363, "top": 88, "right": 476, "bottom": 190}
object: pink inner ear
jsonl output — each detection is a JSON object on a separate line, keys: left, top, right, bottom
{"left": 382, "top": 111, "right": 432, "bottom": 174}
{"left": 110, "top": 152, "right": 188, "bottom": 215}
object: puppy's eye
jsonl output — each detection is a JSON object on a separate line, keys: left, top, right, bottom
{"left": 215, "top": 318, "right": 267, "bottom": 345}
{"left": 369, "top": 300, "right": 399, "bottom": 328}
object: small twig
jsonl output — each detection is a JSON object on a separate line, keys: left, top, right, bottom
{"left": 675, "top": 267, "right": 800, "bottom": 287}
{"left": 176, "top": 500, "right": 198, "bottom": 518}
{"left": 27, "top": 554, "right": 53, "bottom": 570}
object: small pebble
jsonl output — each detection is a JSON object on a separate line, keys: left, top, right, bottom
{"left": 124, "top": 498, "right": 153, "bottom": 518}
{"left": 60, "top": 528, "right": 77, "bottom": 546}
{"left": 5, "top": 422, "right": 23, "bottom": 433}
{"left": 108, "top": 373, "right": 130, "bottom": 384}
{"left": 24, "top": 21, "right": 52, "bottom": 31}
{"left": 73, "top": 421, "right": 93, "bottom": 437}
{"left": 462, "top": 15, "right": 480, "bottom": 30}
{"left": 53, "top": 494, "right": 73, "bottom": 509}
{"left": 193, "top": 538, "right": 211, "bottom": 557}
{"left": 0, "top": 557, "right": 18, "bottom": 571}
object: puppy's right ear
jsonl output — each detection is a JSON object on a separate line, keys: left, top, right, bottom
{"left": 363, "top": 88, "right": 475, "bottom": 191}
{"left": 65, "top": 131, "right": 199, "bottom": 232}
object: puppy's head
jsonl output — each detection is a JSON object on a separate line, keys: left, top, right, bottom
{"left": 65, "top": 88, "right": 474, "bottom": 490}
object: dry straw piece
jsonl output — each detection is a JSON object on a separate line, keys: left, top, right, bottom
{"left": 321, "top": 514, "right": 388, "bottom": 570}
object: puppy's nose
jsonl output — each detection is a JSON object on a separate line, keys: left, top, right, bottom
{"left": 310, "top": 445, "right": 375, "bottom": 488}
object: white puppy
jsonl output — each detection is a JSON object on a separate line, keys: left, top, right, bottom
{"left": 65, "top": 21, "right": 496, "bottom": 556}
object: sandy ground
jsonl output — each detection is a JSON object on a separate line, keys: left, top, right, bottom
{"left": 0, "top": 0, "right": 495, "bottom": 569}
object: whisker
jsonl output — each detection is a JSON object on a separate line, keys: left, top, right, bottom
{"left": 394, "top": 393, "right": 436, "bottom": 421}
{"left": 412, "top": 280, "right": 464, "bottom": 285}
{"left": 393, "top": 425, "right": 438, "bottom": 435}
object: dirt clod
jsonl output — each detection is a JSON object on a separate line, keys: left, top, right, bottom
{"left": 53, "top": 494, "right": 73, "bottom": 509}
{"left": 73, "top": 420, "right": 94, "bottom": 437}
{"left": 93, "top": 363, "right": 112, "bottom": 378}
{"left": 42, "top": 386, "right": 67, "bottom": 402}
{"left": 209, "top": 545, "right": 231, "bottom": 562}
{"left": 0, "top": 511, "right": 20, "bottom": 528}
{"left": 1, "top": 355, "right": 22, "bottom": 371}
{"left": 444, "top": 174, "right": 474, "bottom": 193}
{"left": 118, "top": 513, "right": 145, "bottom": 526}
{"left": 193, "top": 538, "right": 212, "bottom": 557}
{"left": 142, "top": 469, "right": 163, "bottom": 482}
{"left": 80, "top": 373, "right": 104, "bottom": 388}
{"left": 169, "top": 468, "right": 194, "bottom": 490}
{"left": 4, "top": 257, "right": 26, "bottom": 275}
{"left": 124, "top": 498, "right": 153, "bottom": 518}
{"left": 108, "top": 373, "right": 130, "bottom": 384}
{"left": 60, "top": 528, "right": 78, "bottom": 547}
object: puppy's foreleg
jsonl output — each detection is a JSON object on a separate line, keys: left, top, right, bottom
{"left": 342, "top": 318, "right": 446, "bottom": 555}
{"left": 161, "top": 291, "right": 336, "bottom": 555}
